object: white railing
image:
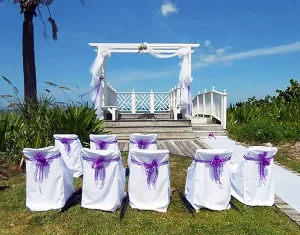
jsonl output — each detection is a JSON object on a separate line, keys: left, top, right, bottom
{"left": 117, "top": 90, "right": 169, "bottom": 113}
{"left": 168, "top": 84, "right": 182, "bottom": 109}
{"left": 192, "top": 87, "right": 227, "bottom": 129}
{"left": 102, "top": 81, "right": 118, "bottom": 106}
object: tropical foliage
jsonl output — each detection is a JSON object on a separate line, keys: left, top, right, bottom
{"left": 0, "top": 77, "right": 105, "bottom": 163}
{"left": 227, "top": 79, "right": 300, "bottom": 143}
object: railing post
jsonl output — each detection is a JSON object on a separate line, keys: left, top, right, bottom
{"left": 171, "top": 88, "right": 174, "bottom": 108}
{"left": 150, "top": 89, "right": 155, "bottom": 113}
{"left": 174, "top": 86, "right": 178, "bottom": 106}
{"left": 176, "top": 84, "right": 181, "bottom": 106}
{"left": 197, "top": 91, "right": 200, "bottom": 116}
{"left": 210, "top": 86, "right": 215, "bottom": 118}
{"left": 168, "top": 90, "right": 171, "bottom": 111}
{"left": 222, "top": 89, "right": 227, "bottom": 129}
{"left": 203, "top": 89, "right": 206, "bottom": 117}
{"left": 131, "top": 89, "right": 136, "bottom": 114}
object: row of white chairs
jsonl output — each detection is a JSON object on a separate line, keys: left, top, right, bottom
{"left": 23, "top": 133, "right": 277, "bottom": 213}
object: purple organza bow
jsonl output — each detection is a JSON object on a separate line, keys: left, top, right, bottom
{"left": 131, "top": 158, "right": 169, "bottom": 187}
{"left": 54, "top": 136, "right": 78, "bottom": 155}
{"left": 195, "top": 155, "right": 231, "bottom": 184}
{"left": 130, "top": 139, "right": 157, "bottom": 149}
{"left": 244, "top": 152, "right": 274, "bottom": 180}
{"left": 208, "top": 133, "right": 216, "bottom": 139}
{"left": 83, "top": 155, "right": 120, "bottom": 184}
{"left": 90, "top": 139, "right": 118, "bottom": 150}
{"left": 26, "top": 152, "right": 61, "bottom": 183}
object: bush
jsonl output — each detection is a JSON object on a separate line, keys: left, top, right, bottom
{"left": 227, "top": 79, "right": 300, "bottom": 144}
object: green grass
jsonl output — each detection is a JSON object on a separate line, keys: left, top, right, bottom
{"left": 275, "top": 147, "right": 300, "bottom": 173}
{"left": 0, "top": 154, "right": 299, "bottom": 235}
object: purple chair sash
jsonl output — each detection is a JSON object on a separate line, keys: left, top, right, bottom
{"left": 54, "top": 136, "right": 79, "bottom": 155}
{"left": 82, "top": 155, "right": 120, "bottom": 183}
{"left": 90, "top": 139, "right": 118, "bottom": 150}
{"left": 130, "top": 139, "right": 157, "bottom": 149}
{"left": 26, "top": 152, "right": 61, "bottom": 183}
{"left": 131, "top": 158, "right": 168, "bottom": 187}
{"left": 195, "top": 155, "right": 231, "bottom": 184}
{"left": 244, "top": 152, "right": 275, "bottom": 180}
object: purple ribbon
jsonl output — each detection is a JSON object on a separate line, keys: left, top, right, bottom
{"left": 208, "top": 133, "right": 216, "bottom": 139}
{"left": 131, "top": 158, "right": 169, "bottom": 187}
{"left": 54, "top": 136, "right": 78, "bottom": 155}
{"left": 81, "top": 76, "right": 104, "bottom": 99}
{"left": 90, "top": 139, "right": 118, "bottom": 150}
{"left": 187, "top": 85, "right": 191, "bottom": 116}
{"left": 130, "top": 139, "right": 157, "bottom": 149}
{"left": 26, "top": 152, "right": 61, "bottom": 183}
{"left": 195, "top": 155, "right": 231, "bottom": 184}
{"left": 244, "top": 152, "right": 275, "bottom": 180}
{"left": 82, "top": 155, "right": 120, "bottom": 183}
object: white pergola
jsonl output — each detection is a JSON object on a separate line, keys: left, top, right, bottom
{"left": 87, "top": 42, "right": 200, "bottom": 120}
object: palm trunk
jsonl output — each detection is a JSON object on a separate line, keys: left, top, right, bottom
{"left": 23, "top": 5, "right": 37, "bottom": 102}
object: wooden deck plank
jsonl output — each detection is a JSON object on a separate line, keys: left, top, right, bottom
{"left": 179, "top": 141, "right": 195, "bottom": 157}
{"left": 159, "top": 141, "right": 169, "bottom": 151}
{"left": 157, "top": 141, "right": 163, "bottom": 150}
{"left": 185, "top": 141, "right": 198, "bottom": 156}
{"left": 189, "top": 140, "right": 202, "bottom": 150}
{"left": 169, "top": 140, "right": 185, "bottom": 156}
{"left": 118, "top": 142, "right": 124, "bottom": 152}
{"left": 123, "top": 141, "right": 129, "bottom": 152}
{"left": 164, "top": 141, "right": 180, "bottom": 156}
{"left": 175, "top": 141, "right": 193, "bottom": 158}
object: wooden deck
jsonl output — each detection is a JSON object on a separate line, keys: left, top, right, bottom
{"left": 118, "top": 139, "right": 206, "bottom": 158}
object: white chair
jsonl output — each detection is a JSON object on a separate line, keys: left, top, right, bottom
{"left": 53, "top": 134, "right": 83, "bottom": 178}
{"left": 185, "top": 149, "right": 233, "bottom": 211}
{"left": 128, "top": 133, "right": 158, "bottom": 167}
{"left": 81, "top": 148, "right": 125, "bottom": 211}
{"left": 128, "top": 149, "right": 170, "bottom": 212}
{"left": 23, "top": 146, "right": 75, "bottom": 211}
{"left": 89, "top": 134, "right": 119, "bottom": 151}
{"left": 231, "top": 146, "right": 278, "bottom": 206}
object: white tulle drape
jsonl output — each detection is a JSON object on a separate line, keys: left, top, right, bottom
{"left": 88, "top": 47, "right": 111, "bottom": 119}
{"left": 146, "top": 44, "right": 192, "bottom": 116}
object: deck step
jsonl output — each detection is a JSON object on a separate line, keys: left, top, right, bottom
{"left": 118, "top": 113, "right": 172, "bottom": 119}
{"left": 114, "top": 132, "right": 195, "bottom": 140}
{"left": 192, "top": 124, "right": 224, "bottom": 131}
{"left": 105, "top": 120, "right": 191, "bottom": 127}
{"left": 194, "top": 130, "right": 227, "bottom": 137}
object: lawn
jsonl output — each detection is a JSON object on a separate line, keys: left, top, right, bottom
{"left": 0, "top": 153, "right": 300, "bottom": 235}
{"left": 275, "top": 144, "right": 300, "bottom": 173}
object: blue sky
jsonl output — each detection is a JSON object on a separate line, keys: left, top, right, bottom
{"left": 1, "top": 0, "right": 300, "bottom": 105}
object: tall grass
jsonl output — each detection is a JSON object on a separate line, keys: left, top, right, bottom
{"left": 0, "top": 77, "right": 105, "bottom": 163}
{"left": 227, "top": 79, "right": 300, "bottom": 143}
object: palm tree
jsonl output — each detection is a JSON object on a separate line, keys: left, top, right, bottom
{"left": 1, "top": 0, "right": 84, "bottom": 102}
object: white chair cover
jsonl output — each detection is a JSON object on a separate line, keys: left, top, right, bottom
{"left": 23, "top": 146, "right": 75, "bottom": 211}
{"left": 128, "top": 133, "right": 158, "bottom": 167}
{"left": 185, "top": 149, "right": 233, "bottom": 211}
{"left": 89, "top": 134, "right": 119, "bottom": 151}
{"left": 231, "top": 146, "right": 278, "bottom": 206}
{"left": 53, "top": 134, "right": 83, "bottom": 178}
{"left": 128, "top": 149, "right": 170, "bottom": 212}
{"left": 81, "top": 148, "right": 125, "bottom": 211}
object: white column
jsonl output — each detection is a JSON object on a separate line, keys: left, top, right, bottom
{"left": 222, "top": 89, "right": 227, "bottom": 129}
{"left": 203, "top": 89, "right": 206, "bottom": 116}
{"left": 131, "top": 89, "right": 136, "bottom": 114}
{"left": 211, "top": 86, "right": 215, "bottom": 118}
{"left": 150, "top": 89, "right": 155, "bottom": 113}
{"left": 168, "top": 90, "right": 171, "bottom": 111}
{"left": 197, "top": 91, "right": 200, "bottom": 116}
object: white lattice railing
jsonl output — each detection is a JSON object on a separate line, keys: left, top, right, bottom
{"left": 117, "top": 90, "right": 169, "bottom": 113}
{"left": 192, "top": 87, "right": 227, "bottom": 129}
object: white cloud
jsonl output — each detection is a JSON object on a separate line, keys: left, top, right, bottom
{"left": 216, "top": 48, "right": 226, "bottom": 55}
{"left": 194, "top": 41, "right": 300, "bottom": 68}
{"left": 204, "top": 40, "right": 212, "bottom": 48}
{"left": 161, "top": 2, "right": 178, "bottom": 17}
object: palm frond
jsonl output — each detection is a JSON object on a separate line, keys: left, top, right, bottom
{"left": 45, "top": 81, "right": 58, "bottom": 87}
{"left": 2, "top": 76, "right": 12, "bottom": 85}
{"left": 48, "top": 17, "right": 58, "bottom": 40}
